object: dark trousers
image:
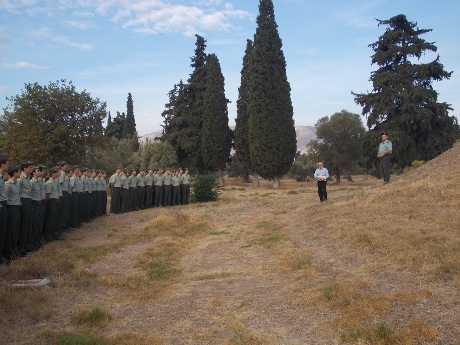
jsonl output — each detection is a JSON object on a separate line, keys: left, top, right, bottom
{"left": 0, "top": 201, "right": 8, "bottom": 259}
{"left": 30, "top": 200, "right": 40, "bottom": 245}
{"left": 154, "top": 186, "right": 163, "bottom": 206}
{"left": 129, "top": 188, "right": 137, "bottom": 211}
{"left": 44, "top": 199, "right": 58, "bottom": 241}
{"left": 62, "top": 191, "right": 71, "bottom": 229}
{"left": 163, "top": 185, "right": 171, "bottom": 206}
{"left": 182, "top": 184, "right": 190, "bottom": 205}
{"left": 19, "top": 197, "right": 32, "bottom": 250}
{"left": 120, "top": 189, "right": 128, "bottom": 213}
{"left": 70, "top": 192, "right": 80, "bottom": 228}
{"left": 111, "top": 187, "right": 121, "bottom": 213}
{"left": 317, "top": 181, "right": 328, "bottom": 201}
{"left": 172, "top": 186, "right": 180, "bottom": 206}
{"left": 137, "top": 187, "right": 145, "bottom": 209}
{"left": 144, "top": 186, "right": 153, "bottom": 208}
{"left": 4, "top": 205, "right": 21, "bottom": 259}
{"left": 379, "top": 155, "right": 391, "bottom": 183}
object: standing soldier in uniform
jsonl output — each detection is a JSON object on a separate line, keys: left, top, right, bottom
{"left": 144, "top": 169, "right": 154, "bottom": 208}
{"left": 30, "top": 166, "right": 42, "bottom": 248}
{"left": 70, "top": 166, "right": 81, "bottom": 229}
{"left": 128, "top": 169, "right": 137, "bottom": 211}
{"left": 136, "top": 170, "right": 146, "bottom": 210}
{"left": 44, "top": 167, "right": 60, "bottom": 241}
{"left": 57, "top": 161, "right": 71, "bottom": 231}
{"left": 120, "top": 170, "right": 130, "bottom": 213}
{"left": 172, "top": 170, "right": 180, "bottom": 206}
{"left": 181, "top": 169, "right": 191, "bottom": 205}
{"left": 0, "top": 155, "right": 10, "bottom": 264}
{"left": 18, "top": 160, "right": 33, "bottom": 253}
{"left": 162, "top": 169, "right": 172, "bottom": 207}
{"left": 5, "top": 165, "right": 22, "bottom": 259}
{"left": 153, "top": 169, "right": 163, "bottom": 207}
{"left": 109, "top": 168, "right": 121, "bottom": 214}
{"left": 38, "top": 166, "right": 47, "bottom": 244}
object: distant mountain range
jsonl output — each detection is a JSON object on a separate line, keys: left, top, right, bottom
{"left": 139, "top": 125, "right": 316, "bottom": 154}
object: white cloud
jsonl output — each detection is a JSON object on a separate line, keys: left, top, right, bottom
{"left": 30, "top": 27, "right": 93, "bottom": 50}
{"left": 62, "top": 20, "right": 96, "bottom": 29}
{"left": 4, "top": 61, "right": 48, "bottom": 69}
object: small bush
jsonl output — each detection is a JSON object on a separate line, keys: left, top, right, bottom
{"left": 191, "top": 174, "right": 220, "bottom": 203}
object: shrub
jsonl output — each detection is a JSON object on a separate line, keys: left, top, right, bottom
{"left": 191, "top": 174, "right": 220, "bottom": 203}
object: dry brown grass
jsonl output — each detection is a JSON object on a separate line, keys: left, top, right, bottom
{"left": 1, "top": 145, "right": 459, "bottom": 344}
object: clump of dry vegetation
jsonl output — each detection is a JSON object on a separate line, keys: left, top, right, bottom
{"left": 0, "top": 145, "right": 459, "bottom": 344}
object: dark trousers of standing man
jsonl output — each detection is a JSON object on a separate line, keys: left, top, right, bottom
{"left": 0, "top": 201, "right": 8, "bottom": 261}
{"left": 163, "top": 185, "right": 171, "bottom": 206}
{"left": 154, "top": 186, "right": 163, "bottom": 207}
{"left": 44, "top": 198, "right": 57, "bottom": 242}
{"left": 111, "top": 187, "right": 120, "bottom": 214}
{"left": 379, "top": 154, "right": 391, "bottom": 184}
{"left": 18, "top": 197, "right": 32, "bottom": 251}
{"left": 317, "top": 181, "right": 328, "bottom": 202}
{"left": 5, "top": 205, "right": 21, "bottom": 259}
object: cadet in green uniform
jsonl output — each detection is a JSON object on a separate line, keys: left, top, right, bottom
{"left": 109, "top": 168, "right": 122, "bottom": 214}
{"left": 377, "top": 132, "right": 393, "bottom": 184}
{"left": 120, "top": 170, "right": 130, "bottom": 213}
{"left": 30, "top": 167, "right": 42, "bottom": 248}
{"left": 129, "top": 170, "right": 137, "bottom": 211}
{"left": 0, "top": 155, "right": 10, "bottom": 263}
{"left": 37, "top": 165, "right": 47, "bottom": 243}
{"left": 44, "top": 167, "right": 60, "bottom": 241}
{"left": 162, "top": 169, "right": 172, "bottom": 206}
{"left": 136, "top": 170, "right": 145, "bottom": 210}
{"left": 181, "top": 169, "right": 191, "bottom": 205}
{"left": 70, "top": 166, "right": 81, "bottom": 229}
{"left": 153, "top": 169, "right": 163, "bottom": 207}
{"left": 144, "top": 169, "right": 153, "bottom": 208}
{"left": 57, "top": 161, "right": 71, "bottom": 231}
{"left": 18, "top": 160, "right": 33, "bottom": 252}
{"left": 5, "top": 165, "right": 22, "bottom": 259}
{"left": 172, "top": 170, "right": 180, "bottom": 206}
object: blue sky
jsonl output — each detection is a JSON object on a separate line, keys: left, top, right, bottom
{"left": 1, "top": 0, "right": 459, "bottom": 136}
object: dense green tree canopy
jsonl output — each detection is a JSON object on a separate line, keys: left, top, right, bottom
{"left": 234, "top": 39, "right": 253, "bottom": 182}
{"left": 161, "top": 35, "right": 208, "bottom": 173}
{"left": 308, "top": 110, "right": 365, "bottom": 183}
{"left": 353, "top": 14, "right": 459, "bottom": 168}
{"left": 105, "top": 111, "right": 126, "bottom": 140}
{"left": 0, "top": 79, "right": 106, "bottom": 164}
{"left": 201, "top": 53, "right": 232, "bottom": 182}
{"left": 248, "top": 0, "right": 297, "bottom": 187}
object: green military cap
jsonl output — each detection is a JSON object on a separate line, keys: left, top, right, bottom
{"left": 56, "top": 161, "right": 67, "bottom": 167}
{"left": 7, "top": 164, "right": 20, "bottom": 175}
{"left": 20, "top": 159, "right": 33, "bottom": 169}
{"left": 0, "top": 154, "right": 9, "bottom": 163}
{"left": 49, "top": 166, "right": 59, "bottom": 174}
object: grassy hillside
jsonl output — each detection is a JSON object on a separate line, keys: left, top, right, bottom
{"left": 0, "top": 144, "right": 459, "bottom": 345}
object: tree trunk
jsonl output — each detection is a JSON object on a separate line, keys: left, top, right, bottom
{"left": 217, "top": 168, "right": 224, "bottom": 187}
{"left": 252, "top": 173, "right": 259, "bottom": 187}
{"left": 243, "top": 170, "right": 250, "bottom": 183}
{"left": 273, "top": 176, "right": 280, "bottom": 188}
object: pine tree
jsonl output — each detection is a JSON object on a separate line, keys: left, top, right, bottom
{"left": 201, "top": 54, "right": 232, "bottom": 186}
{"left": 235, "top": 39, "right": 253, "bottom": 183}
{"left": 248, "top": 0, "right": 297, "bottom": 188}
{"left": 353, "top": 14, "right": 459, "bottom": 169}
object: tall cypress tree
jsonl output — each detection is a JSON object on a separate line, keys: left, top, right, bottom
{"left": 248, "top": 0, "right": 297, "bottom": 188}
{"left": 124, "top": 92, "right": 139, "bottom": 149}
{"left": 353, "top": 14, "right": 459, "bottom": 169}
{"left": 201, "top": 53, "right": 232, "bottom": 186}
{"left": 184, "top": 34, "right": 208, "bottom": 173}
{"left": 235, "top": 39, "right": 253, "bottom": 183}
